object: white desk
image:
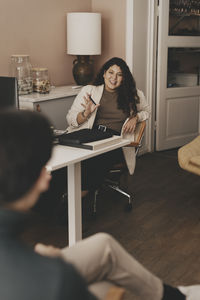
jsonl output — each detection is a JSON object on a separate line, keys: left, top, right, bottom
{"left": 46, "top": 139, "right": 130, "bottom": 246}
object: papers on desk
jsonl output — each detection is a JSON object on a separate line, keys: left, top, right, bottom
{"left": 83, "top": 135, "right": 122, "bottom": 150}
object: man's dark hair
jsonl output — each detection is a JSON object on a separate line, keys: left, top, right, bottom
{"left": 93, "top": 57, "right": 139, "bottom": 116}
{"left": 0, "top": 109, "right": 53, "bottom": 204}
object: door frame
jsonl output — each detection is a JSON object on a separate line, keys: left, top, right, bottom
{"left": 125, "top": 0, "right": 158, "bottom": 152}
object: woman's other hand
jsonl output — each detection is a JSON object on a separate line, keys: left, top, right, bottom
{"left": 122, "top": 116, "right": 138, "bottom": 134}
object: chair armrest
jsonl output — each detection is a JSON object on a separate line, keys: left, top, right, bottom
{"left": 126, "top": 120, "right": 146, "bottom": 147}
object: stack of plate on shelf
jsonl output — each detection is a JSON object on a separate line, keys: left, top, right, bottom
{"left": 173, "top": 73, "right": 198, "bottom": 87}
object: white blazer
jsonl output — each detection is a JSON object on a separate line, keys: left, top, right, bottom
{"left": 66, "top": 84, "right": 150, "bottom": 174}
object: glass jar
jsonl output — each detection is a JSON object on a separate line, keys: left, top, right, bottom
{"left": 10, "top": 55, "right": 33, "bottom": 95}
{"left": 32, "top": 68, "right": 51, "bottom": 93}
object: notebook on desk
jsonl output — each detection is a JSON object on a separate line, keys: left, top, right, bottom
{"left": 58, "top": 128, "right": 114, "bottom": 150}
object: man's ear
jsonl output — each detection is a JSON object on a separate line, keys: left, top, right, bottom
{"left": 35, "top": 167, "right": 52, "bottom": 193}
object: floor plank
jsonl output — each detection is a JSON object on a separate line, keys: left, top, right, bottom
{"left": 21, "top": 149, "right": 200, "bottom": 287}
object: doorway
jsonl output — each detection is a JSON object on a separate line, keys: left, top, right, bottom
{"left": 126, "top": 0, "right": 200, "bottom": 152}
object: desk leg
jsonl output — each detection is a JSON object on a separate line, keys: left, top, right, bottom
{"left": 67, "top": 162, "right": 82, "bottom": 246}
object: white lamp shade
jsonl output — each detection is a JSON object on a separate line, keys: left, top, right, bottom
{"left": 67, "top": 13, "right": 101, "bottom": 55}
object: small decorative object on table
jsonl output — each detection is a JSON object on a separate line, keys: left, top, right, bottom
{"left": 32, "top": 67, "right": 51, "bottom": 93}
{"left": 10, "top": 54, "right": 33, "bottom": 95}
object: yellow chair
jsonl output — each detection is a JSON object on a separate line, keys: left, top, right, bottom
{"left": 178, "top": 135, "right": 200, "bottom": 176}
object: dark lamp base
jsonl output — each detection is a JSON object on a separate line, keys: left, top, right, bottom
{"left": 72, "top": 55, "right": 94, "bottom": 86}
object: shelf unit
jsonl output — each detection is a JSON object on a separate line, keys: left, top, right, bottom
{"left": 155, "top": 0, "right": 200, "bottom": 150}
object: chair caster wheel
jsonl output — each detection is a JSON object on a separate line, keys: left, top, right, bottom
{"left": 125, "top": 202, "right": 133, "bottom": 212}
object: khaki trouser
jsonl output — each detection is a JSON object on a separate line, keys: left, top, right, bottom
{"left": 60, "top": 233, "right": 163, "bottom": 300}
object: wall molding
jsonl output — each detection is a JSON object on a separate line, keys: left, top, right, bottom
{"left": 146, "top": 0, "right": 156, "bottom": 151}
{"left": 125, "top": 0, "right": 134, "bottom": 73}
{"left": 125, "top": 0, "right": 156, "bottom": 152}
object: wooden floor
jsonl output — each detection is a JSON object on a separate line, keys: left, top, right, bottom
{"left": 21, "top": 149, "right": 200, "bottom": 288}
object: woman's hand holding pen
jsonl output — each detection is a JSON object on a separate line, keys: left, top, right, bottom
{"left": 81, "top": 93, "right": 100, "bottom": 118}
{"left": 77, "top": 93, "right": 100, "bottom": 125}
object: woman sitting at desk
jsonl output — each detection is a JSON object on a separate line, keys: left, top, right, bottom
{"left": 66, "top": 57, "right": 150, "bottom": 196}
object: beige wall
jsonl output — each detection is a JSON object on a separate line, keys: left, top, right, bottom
{"left": 92, "top": 0, "right": 126, "bottom": 74}
{"left": 0, "top": 0, "right": 91, "bottom": 86}
{"left": 132, "top": 0, "right": 148, "bottom": 93}
{"left": 0, "top": 0, "right": 126, "bottom": 86}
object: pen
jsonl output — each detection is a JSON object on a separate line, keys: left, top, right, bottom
{"left": 89, "top": 96, "right": 97, "bottom": 105}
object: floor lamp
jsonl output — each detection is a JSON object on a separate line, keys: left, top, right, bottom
{"left": 67, "top": 12, "right": 101, "bottom": 85}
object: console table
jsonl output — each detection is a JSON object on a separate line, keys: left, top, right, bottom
{"left": 19, "top": 85, "right": 81, "bottom": 129}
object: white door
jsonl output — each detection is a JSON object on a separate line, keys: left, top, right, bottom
{"left": 156, "top": 0, "right": 200, "bottom": 151}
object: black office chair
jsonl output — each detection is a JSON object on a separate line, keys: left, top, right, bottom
{"left": 93, "top": 121, "right": 146, "bottom": 214}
